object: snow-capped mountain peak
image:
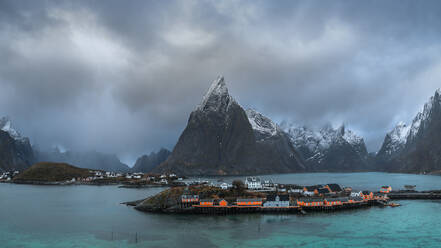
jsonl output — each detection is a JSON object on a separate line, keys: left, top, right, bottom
{"left": 408, "top": 89, "right": 441, "bottom": 141}
{"left": 246, "top": 109, "right": 279, "bottom": 137}
{"left": 197, "top": 76, "right": 237, "bottom": 112}
{"left": 0, "top": 116, "right": 27, "bottom": 142}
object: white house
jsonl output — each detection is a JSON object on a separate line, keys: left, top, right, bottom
{"left": 160, "top": 179, "right": 168, "bottom": 185}
{"left": 220, "top": 182, "right": 231, "bottom": 190}
{"left": 350, "top": 191, "right": 362, "bottom": 197}
{"left": 245, "top": 177, "right": 262, "bottom": 190}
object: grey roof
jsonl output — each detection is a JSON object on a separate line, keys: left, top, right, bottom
{"left": 317, "top": 188, "right": 330, "bottom": 194}
{"left": 325, "top": 197, "right": 349, "bottom": 202}
{"left": 349, "top": 196, "right": 363, "bottom": 201}
{"left": 304, "top": 185, "right": 323, "bottom": 191}
{"left": 326, "top": 184, "right": 343, "bottom": 192}
{"left": 246, "top": 177, "right": 261, "bottom": 182}
{"left": 266, "top": 194, "right": 289, "bottom": 202}
{"left": 200, "top": 199, "right": 214, "bottom": 202}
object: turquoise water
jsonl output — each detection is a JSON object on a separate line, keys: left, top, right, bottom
{"left": 1, "top": 173, "right": 441, "bottom": 247}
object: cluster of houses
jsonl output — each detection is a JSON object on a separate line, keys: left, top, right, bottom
{"left": 185, "top": 179, "right": 394, "bottom": 209}
{"left": 180, "top": 191, "right": 384, "bottom": 209}
{"left": 66, "top": 171, "right": 182, "bottom": 185}
{"left": 0, "top": 171, "right": 19, "bottom": 181}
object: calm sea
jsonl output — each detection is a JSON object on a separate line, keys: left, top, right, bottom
{"left": 1, "top": 172, "right": 441, "bottom": 248}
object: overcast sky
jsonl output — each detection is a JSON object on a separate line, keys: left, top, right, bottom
{"left": 1, "top": 0, "right": 441, "bottom": 165}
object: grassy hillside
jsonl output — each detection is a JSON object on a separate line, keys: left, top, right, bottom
{"left": 14, "top": 162, "right": 92, "bottom": 182}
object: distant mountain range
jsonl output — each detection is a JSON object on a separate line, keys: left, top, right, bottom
{"left": 282, "top": 123, "right": 370, "bottom": 172}
{"left": 1, "top": 79, "right": 440, "bottom": 175}
{"left": 35, "top": 148, "right": 131, "bottom": 173}
{"left": 132, "top": 148, "right": 171, "bottom": 173}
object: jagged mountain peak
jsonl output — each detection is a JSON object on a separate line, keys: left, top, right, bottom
{"left": 407, "top": 89, "right": 441, "bottom": 141}
{"left": 246, "top": 109, "right": 279, "bottom": 137}
{"left": 197, "top": 76, "right": 237, "bottom": 112}
{"left": 0, "top": 116, "right": 28, "bottom": 143}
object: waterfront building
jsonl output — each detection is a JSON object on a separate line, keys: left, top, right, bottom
{"left": 263, "top": 194, "right": 290, "bottom": 207}
{"left": 217, "top": 199, "right": 228, "bottom": 206}
{"left": 236, "top": 198, "right": 263, "bottom": 206}
{"left": 361, "top": 191, "right": 374, "bottom": 200}
{"left": 200, "top": 199, "right": 214, "bottom": 206}
{"left": 297, "top": 198, "right": 324, "bottom": 207}
{"left": 380, "top": 186, "right": 392, "bottom": 193}
{"left": 245, "top": 177, "right": 262, "bottom": 190}
{"left": 181, "top": 194, "right": 199, "bottom": 203}
{"left": 325, "top": 197, "right": 348, "bottom": 206}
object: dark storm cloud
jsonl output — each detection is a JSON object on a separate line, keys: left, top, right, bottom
{"left": 1, "top": 0, "right": 441, "bottom": 165}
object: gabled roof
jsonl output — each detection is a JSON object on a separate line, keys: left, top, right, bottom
{"left": 362, "top": 191, "right": 371, "bottom": 195}
{"left": 349, "top": 196, "right": 363, "bottom": 201}
{"left": 304, "top": 185, "right": 323, "bottom": 191}
{"left": 200, "top": 199, "right": 214, "bottom": 203}
{"left": 317, "top": 188, "right": 331, "bottom": 194}
{"left": 267, "top": 194, "right": 290, "bottom": 202}
{"left": 326, "top": 184, "right": 343, "bottom": 192}
{"left": 326, "top": 197, "right": 349, "bottom": 202}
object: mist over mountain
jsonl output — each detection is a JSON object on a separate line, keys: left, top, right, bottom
{"left": 132, "top": 148, "right": 171, "bottom": 173}
{"left": 36, "top": 148, "right": 130, "bottom": 173}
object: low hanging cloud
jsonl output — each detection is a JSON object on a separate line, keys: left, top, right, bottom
{"left": 1, "top": 0, "right": 441, "bottom": 165}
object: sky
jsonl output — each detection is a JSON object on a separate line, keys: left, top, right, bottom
{"left": 1, "top": 0, "right": 441, "bottom": 166}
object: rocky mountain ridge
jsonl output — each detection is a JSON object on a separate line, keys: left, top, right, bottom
{"left": 154, "top": 76, "right": 305, "bottom": 175}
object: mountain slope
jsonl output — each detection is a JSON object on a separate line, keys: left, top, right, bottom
{"left": 282, "top": 123, "right": 370, "bottom": 172}
{"left": 132, "top": 148, "right": 171, "bottom": 173}
{"left": 0, "top": 117, "right": 34, "bottom": 172}
{"left": 154, "top": 76, "right": 304, "bottom": 175}
{"left": 378, "top": 89, "right": 441, "bottom": 173}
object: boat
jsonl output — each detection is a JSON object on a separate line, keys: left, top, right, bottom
{"left": 389, "top": 202, "right": 401, "bottom": 207}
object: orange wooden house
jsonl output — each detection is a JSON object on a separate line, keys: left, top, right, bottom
{"left": 361, "top": 191, "right": 374, "bottom": 200}
{"left": 236, "top": 198, "right": 262, "bottom": 206}
{"left": 297, "top": 198, "right": 324, "bottom": 207}
{"left": 200, "top": 199, "right": 214, "bottom": 206}
{"left": 324, "top": 197, "right": 348, "bottom": 206}
{"left": 380, "top": 186, "right": 392, "bottom": 193}
{"left": 218, "top": 199, "right": 228, "bottom": 206}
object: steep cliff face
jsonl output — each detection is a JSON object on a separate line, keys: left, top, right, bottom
{"left": 282, "top": 123, "right": 370, "bottom": 172}
{"left": 246, "top": 109, "right": 304, "bottom": 173}
{"left": 132, "top": 148, "right": 171, "bottom": 173}
{"left": 0, "top": 117, "right": 34, "bottom": 172}
{"left": 154, "top": 76, "right": 304, "bottom": 175}
{"left": 378, "top": 89, "right": 441, "bottom": 173}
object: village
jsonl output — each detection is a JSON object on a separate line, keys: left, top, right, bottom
{"left": 180, "top": 177, "right": 396, "bottom": 214}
